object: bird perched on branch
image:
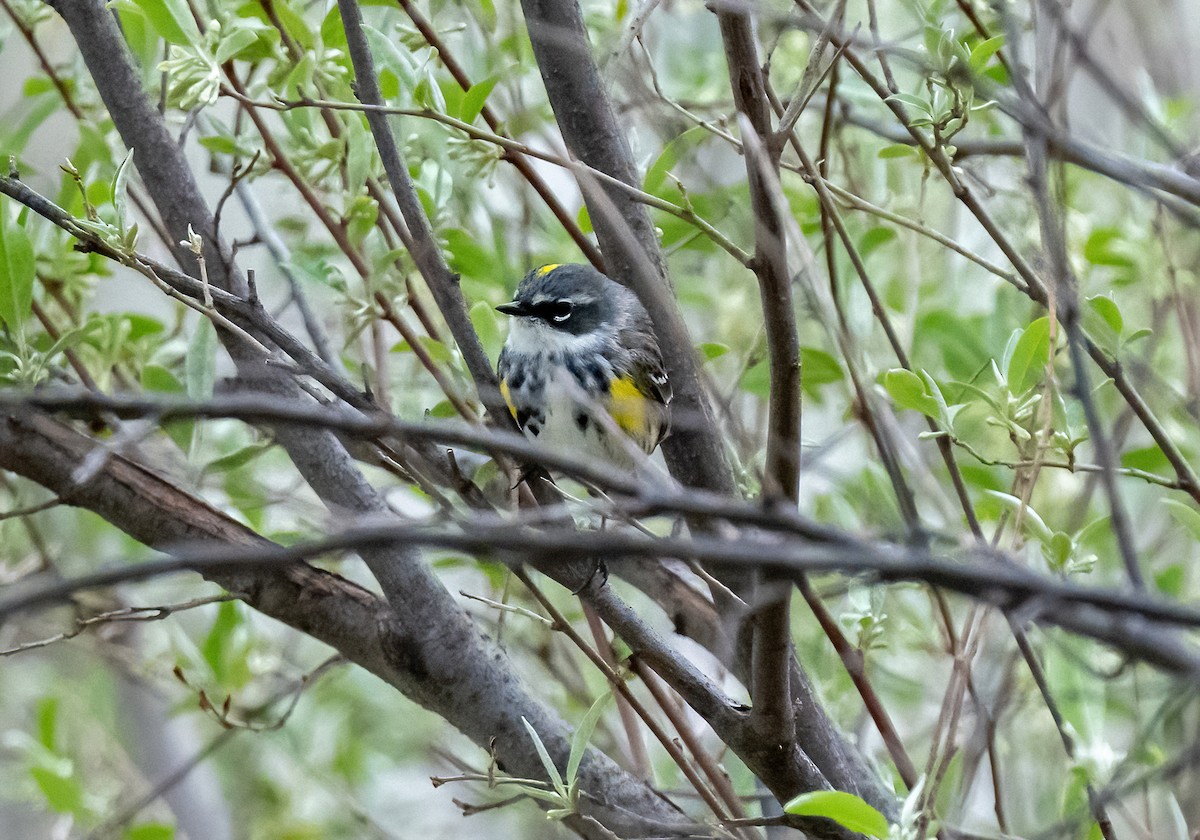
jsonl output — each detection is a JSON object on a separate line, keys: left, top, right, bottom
{"left": 496, "top": 263, "right": 671, "bottom": 475}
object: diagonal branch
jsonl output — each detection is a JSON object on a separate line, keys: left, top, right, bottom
{"left": 390, "top": 0, "right": 604, "bottom": 268}
{"left": 336, "top": 0, "right": 508, "bottom": 423}
{"left": 0, "top": 406, "right": 707, "bottom": 839}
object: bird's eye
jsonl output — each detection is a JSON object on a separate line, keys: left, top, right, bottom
{"left": 550, "top": 301, "right": 573, "bottom": 322}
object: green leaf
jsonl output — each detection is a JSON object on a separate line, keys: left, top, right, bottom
{"left": 643, "top": 126, "right": 706, "bottom": 196}
{"left": 1165, "top": 499, "right": 1200, "bottom": 542}
{"left": 1047, "top": 531, "right": 1074, "bottom": 571}
{"left": 576, "top": 203, "right": 592, "bottom": 234}
{"left": 1086, "top": 295, "right": 1123, "bottom": 336}
{"left": 142, "top": 364, "right": 190, "bottom": 449}
{"left": 877, "top": 143, "right": 917, "bottom": 159}
{"left": 1121, "top": 444, "right": 1169, "bottom": 474}
{"left": 460, "top": 75, "right": 499, "bottom": 124}
{"left": 31, "top": 765, "right": 84, "bottom": 814}
{"left": 320, "top": 5, "right": 346, "bottom": 48}
{"left": 858, "top": 227, "right": 896, "bottom": 259}
{"left": 185, "top": 319, "right": 217, "bottom": 400}
{"left": 399, "top": 336, "right": 453, "bottom": 364}
{"left": 800, "top": 346, "right": 843, "bottom": 398}
{"left": 740, "top": 359, "right": 769, "bottom": 398}
{"left": 204, "top": 439, "right": 273, "bottom": 474}
{"left": 886, "top": 92, "right": 932, "bottom": 116}
{"left": 255, "top": 0, "right": 311, "bottom": 50}
{"left": 142, "top": 363, "right": 183, "bottom": 393}
{"left": 1005, "top": 316, "right": 1051, "bottom": 394}
{"left": 915, "top": 310, "right": 992, "bottom": 380}
{"left": 0, "top": 203, "right": 36, "bottom": 337}
{"left": 784, "top": 791, "right": 890, "bottom": 838}
{"left": 565, "top": 691, "right": 612, "bottom": 796}
{"left": 214, "top": 26, "right": 261, "bottom": 64}
{"left": 521, "top": 716, "right": 567, "bottom": 800}
{"left": 883, "top": 368, "right": 940, "bottom": 419}
{"left": 1, "top": 93, "right": 61, "bottom": 157}
{"left": 201, "top": 600, "right": 241, "bottom": 682}
{"left": 968, "top": 35, "right": 1005, "bottom": 71}
{"left": 344, "top": 117, "right": 373, "bottom": 195}
{"left": 985, "top": 490, "right": 1053, "bottom": 543}
{"left": 124, "top": 824, "right": 175, "bottom": 840}
{"left": 469, "top": 299, "right": 501, "bottom": 358}
{"left": 1082, "top": 227, "right": 1135, "bottom": 268}
{"left": 197, "top": 135, "right": 241, "bottom": 156}
{"left": 111, "top": 149, "right": 135, "bottom": 232}
{"left": 129, "top": 0, "right": 199, "bottom": 45}
{"left": 378, "top": 69, "right": 400, "bottom": 100}
{"left": 363, "top": 24, "right": 416, "bottom": 97}
{"left": 116, "top": 4, "right": 159, "bottom": 67}
{"left": 1155, "top": 564, "right": 1185, "bottom": 597}
{"left": 699, "top": 342, "right": 730, "bottom": 362}
{"left": 428, "top": 400, "right": 458, "bottom": 418}
{"left": 445, "top": 228, "right": 496, "bottom": 280}
{"left": 919, "top": 370, "right": 954, "bottom": 428}
{"left": 36, "top": 697, "right": 58, "bottom": 751}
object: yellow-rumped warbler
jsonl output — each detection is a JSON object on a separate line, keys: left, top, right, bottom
{"left": 496, "top": 263, "right": 671, "bottom": 471}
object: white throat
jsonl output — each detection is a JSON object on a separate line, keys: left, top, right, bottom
{"left": 506, "top": 316, "right": 607, "bottom": 357}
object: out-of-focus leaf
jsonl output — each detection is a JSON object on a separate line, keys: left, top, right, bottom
{"left": 214, "top": 26, "right": 261, "bottom": 64}
{"left": 204, "top": 439, "right": 274, "bottom": 474}
{"left": 470, "top": 300, "right": 501, "bottom": 359}
{"left": 801, "top": 347, "right": 843, "bottom": 401}
{"left": 1165, "top": 499, "right": 1200, "bottom": 542}
{"left": 0, "top": 204, "right": 35, "bottom": 336}
{"left": 201, "top": 600, "right": 242, "bottom": 682}
{"left": 565, "top": 691, "right": 612, "bottom": 798}
{"left": 31, "top": 765, "right": 83, "bottom": 815}
{"left": 185, "top": 319, "right": 217, "bottom": 400}
{"left": 858, "top": 227, "right": 896, "bottom": 259}
{"left": 460, "top": 75, "right": 499, "bottom": 124}
{"left": 969, "top": 35, "right": 1005, "bottom": 71}
{"left": 1006, "top": 316, "right": 1050, "bottom": 394}
{"left": 883, "top": 368, "right": 940, "bottom": 419}
{"left": 784, "top": 791, "right": 889, "bottom": 838}
{"left": 36, "top": 697, "right": 58, "bottom": 751}
{"left": 1121, "top": 444, "right": 1170, "bottom": 474}
{"left": 1083, "top": 227, "right": 1135, "bottom": 268}
{"left": 124, "top": 824, "right": 175, "bottom": 840}
{"left": 985, "top": 490, "right": 1053, "bottom": 543}
{"left": 1087, "top": 295, "right": 1123, "bottom": 336}
{"left": 128, "top": 0, "right": 199, "bottom": 45}
{"left": 886, "top": 92, "right": 932, "bottom": 116}
{"left": 644, "top": 126, "right": 706, "bottom": 196}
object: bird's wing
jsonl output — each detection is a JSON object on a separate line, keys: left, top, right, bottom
{"left": 610, "top": 348, "right": 671, "bottom": 453}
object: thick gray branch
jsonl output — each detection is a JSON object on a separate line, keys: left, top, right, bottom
{"left": 519, "top": 0, "right": 735, "bottom": 495}
{"left": 0, "top": 408, "right": 704, "bottom": 838}
{"left": 31, "top": 2, "right": 702, "bottom": 834}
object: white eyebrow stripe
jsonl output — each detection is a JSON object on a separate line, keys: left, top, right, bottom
{"left": 529, "top": 293, "right": 597, "bottom": 306}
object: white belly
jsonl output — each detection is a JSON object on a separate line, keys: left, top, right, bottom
{"left": 534, "top": 368, "right": 639, "bottom": 471}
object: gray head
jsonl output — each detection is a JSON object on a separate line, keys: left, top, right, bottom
{"left": 496, "top": 264, "right": 643, "bottom": 337}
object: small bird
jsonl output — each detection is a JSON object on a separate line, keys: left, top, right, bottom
{"left": 496, "top": 263, "right": 671, "bottom": 473}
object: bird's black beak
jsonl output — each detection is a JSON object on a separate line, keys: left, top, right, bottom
{"left": 496, "top": 301, "right": 527, "bottom": 317}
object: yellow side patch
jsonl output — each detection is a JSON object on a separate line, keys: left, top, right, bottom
{"left": 535, "top": 263, "right": 561, "bottom": 277}
{"left": 608, "top": 376, "right": 649, "bottom": 444}
{"left": 499, "top": 379, "right": 517, "bottom": 420}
